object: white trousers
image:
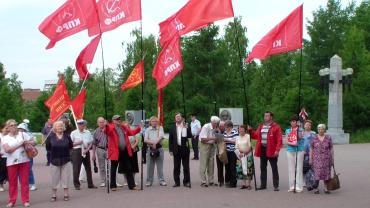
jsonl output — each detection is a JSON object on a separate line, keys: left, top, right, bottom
{"left": 287, "top": 151, "right": 304, "bottom": 191}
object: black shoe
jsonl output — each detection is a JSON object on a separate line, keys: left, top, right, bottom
{"left": 274, "top": 187, "right": 280, "bottom": 191}
{"left": 219, "top": 183, "right": 224, "bottom": 187}
{"left": 172, "top": 184, "right": 180, "bottom": 187}
{"left": 46, "top": 162, "right": 50, "bottom": 166}
{"left": 75, "top": 187, "right": 81, "bottom": 190}
{"left": 257, "top": 186, "right": 266, "bottom": 190}
{"left": 226, "top": 184, "right": 237, "bottom": 188}
{"left": 200, "top": 183, "right": 208, "bottom": 187}
{"left": 192, "top": 157, "right": 199, "bottom": 160}
{"left": 183, "top": 183, "right": 191, "bottom": 188}
{"left": 88, "top": 185, "right": 98, "bottom": 189}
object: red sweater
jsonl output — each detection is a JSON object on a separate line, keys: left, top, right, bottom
{"left": 249, "top": 122, "right": 282, "bottom": 158}
{"left": 105, "top": 123, "right": 141, "bottom": 161}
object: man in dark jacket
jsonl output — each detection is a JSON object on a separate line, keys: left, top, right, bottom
{"left": 169, "top": 113, "right": 192, "bottom": 188}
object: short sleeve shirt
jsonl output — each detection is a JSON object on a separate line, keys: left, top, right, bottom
{"left": 1, "top": 132, "right": 31, "bottom": 166}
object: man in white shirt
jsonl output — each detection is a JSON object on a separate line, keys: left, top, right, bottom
{"left": 190, "top": 114, "right": 201, "bottom": 160}
{"left": 199, "top": 116, "right": 220, "bottom": 187}
{"left": 70, "top": 119, "right": 97, "bottom": 190}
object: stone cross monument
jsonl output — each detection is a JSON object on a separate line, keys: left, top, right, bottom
{"left": 319, "top": 55, "right": 352, "bottom": 144}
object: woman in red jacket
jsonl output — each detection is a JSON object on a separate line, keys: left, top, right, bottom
{"left": 105, "top": 115, "right": 141, "bottom": 191}
{"left": 249, "top": 111, "right": 282, "bottom": 191}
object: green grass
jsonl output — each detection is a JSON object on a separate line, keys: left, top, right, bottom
{"left": 350, "top": 129, "right": 370, "bottom": 144}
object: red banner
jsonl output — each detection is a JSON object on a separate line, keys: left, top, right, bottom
{"left": 159, "top": 0, "right": 234, "bottom": 46}
{"left": 70, "top": 88, "right": 87, "bottom": 120}
{"left": 39, "top": 0, "right": 99, "bottom": 49}
{"left": 121, "top": 60, "right": 144, "bottom": 91}
{"left": 75, "top": 34, "right": 101, "bottom": 80}
{"left": 245, "top": 5, "right": 303, "bottom": 63}
{"left": 88, "top": 0, "right": 142, "bottom": 36}
{"left": 152, "top": 36, "right": 183, "bottom": 89}
{"left": 45, "top": 78, "right": 71, "bottom": 122}
{"left": 157, "top": 89, "right": 164, "bottom": 126}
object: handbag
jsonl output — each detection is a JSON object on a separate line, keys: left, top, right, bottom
{"left": 22, "top": 132, "right": 38, "bottom": 158}
{"left": 217, "top": 140, "right": 228, "bottom": 165}
{"left": 287, "top": 128, "right": 298, "bottom": 146}
{"left": 149, "top": 128, "right": 162, "bottom": 158}
{"left": 327, "top": 164, "right": 340, "bottom": 191}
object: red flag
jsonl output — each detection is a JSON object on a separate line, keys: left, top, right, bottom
{"left": 121, "top": 60, "right": 144, "bottom": 91}
{"left": 157, "top": 89, "right": 164, "bottom": 126}
{"left": 75, "top": 34, "right": 101, "bottom": 80}
{"left": 70, "top": 88, "right": 87, "bottom": 120}
{"left": 245, "top": 5, "right": 303, "bottom": 63}
{"left": 44, "top": 78, "right": 71, "bottom": 122}
{"left": 159, "top": 0, "right": 234, "bottom": 46}
{"left": 88, "top": 0, "right": 142, "bottom": 36}
{"left": 152, "top": 36, "right": 183, "bottom": 89}
{"left": 39, "top": 0, "right": 99, "bottom": 49}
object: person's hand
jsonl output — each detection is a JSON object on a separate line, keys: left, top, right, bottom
{"left": 239, "top": 153, "right": 245, "bottom": 157}
{"left": 169, "top": 152, "right": 173, "bottom": 157}
{"left": 91, "top": 154, "right": 96, "bottom": 161}
{"left": 309, "top": 159, "right": 313, "bottom": 166}
{"left": 151, "top": 144, "right": 156, "bottom": 150}
{"left": 247, "top": 125, "right": 252, "bottom": 131}
{"left": 273, "top": 151, "right": 279, "bottom": 157}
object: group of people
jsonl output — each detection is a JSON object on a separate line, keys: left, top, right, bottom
{"left": 0, "top": 109, "right": 336, "bottom": 207}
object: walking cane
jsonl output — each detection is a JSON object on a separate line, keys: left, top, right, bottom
{"left": 187, "top": 138, "right": 192, "bottom": 188}
{"left": 104, "top": 126, "right": 110, "bottom": 194}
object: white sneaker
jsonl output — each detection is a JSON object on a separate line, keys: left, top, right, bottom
{"left": 100, "top": 183, "right": 106, "bottom": 187}
{"left": 29, "top": 185, "right": 37, "bottom": 191}
{"left": 116, "top": 183, "right": 123, "bottom": 187}
{"left": 160, "top": 181, "right": 167, "bottom": 186}
{"left": 79, "top": 179, "right": 86, "bottom": 183}
{"left": 0, "top": 187, "right": 4, "bottom": 192}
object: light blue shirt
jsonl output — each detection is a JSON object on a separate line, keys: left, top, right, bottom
{"left": 285, "top": 128, "right": 304, "bottom": 152}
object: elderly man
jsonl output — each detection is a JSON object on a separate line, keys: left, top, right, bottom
{"left": 199, "top": 116, "right": 220, "bottom": 187}
{"left": 70, "top": 119, "right": 97, "bottom": 190}
{"left": 91, "top": 117, "right": 108, "bottom": 187}
{"left": 105, "top": 115, "right": 141, "bottom": 191}
{"left": 169, "top": 113, "right": 192, "bottom": 188}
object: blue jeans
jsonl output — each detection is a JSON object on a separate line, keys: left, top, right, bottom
{"left": 29, "top": 158, "right": 35, "bottom": 185}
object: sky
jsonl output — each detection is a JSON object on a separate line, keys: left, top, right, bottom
{"left": 0, "top": 0, "right": 354, "bottom": 89}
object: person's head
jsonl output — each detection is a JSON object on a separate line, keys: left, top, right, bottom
{"left": 77, "top": 119, "right": 87, "bottom": 131}
{"left": 304, "top": 120, "right": 313, "bottom": 131}
{"left": 149, "top": 116, "right": 159, "bottom": 127}
{"left": 301, "top": 107, "right": 306, "bottom": 112}
{"left": 53, "top": 120, "right": 65, "bottom": 134}
{"left": 317, "top": 124, "right": 326, "bottom": 135}
{"left": 239, "top": 125, "right": 247, "bottom": 136}
{"left": 225, "top": 120, "right": 233, "bottom": 132}
{"left": 191, "top": 114, "right": 196, "bottom": 122}
{"left": 47, "top": 118, "right": 53, "bottom": 125}
{"left": 220, "top": 110, "right": 231, "bottom": 121}
{"left": 17, "top": 123, "right": 29, "bottom": 133}
{"left": 210, "top": 116, "right": 220, "bottom": 129}
{"left": 5, "top": 119, "right": 18, "bottom": 135}
{"left": 290, "top": 115, "right": 299, "bottom": 128}
{"left": 175, "top": 113, "right": 183, "bottom": 124}
{"left": 97, "top": 117, "right": 105, "bottom": 128}
{"left": 219, "top": 121, "right": 225, "bottom": 132}
{"left": 112, "top": 115, "right": 121, "bottom": 125}
{"left": 264, "top": 111, "right": 274, "bottom": 123}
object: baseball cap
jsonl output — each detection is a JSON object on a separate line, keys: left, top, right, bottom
{"left": 112, "top": 115, "right": 121, "bottom": 120}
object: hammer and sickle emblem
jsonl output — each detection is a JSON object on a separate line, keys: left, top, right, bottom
{"left": 105, "top": 0, "right": 121, "bottom": 14}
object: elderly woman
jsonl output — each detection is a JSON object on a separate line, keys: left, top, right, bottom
{"left": 285, "top": 115, "right": 304, "bottom": 192}
{"left": 45, "top": 120, "right": 73, "bottom": 202}
{"left": 144, "top": 116, "right": 166, "bottom": 186}
{"left": 310, "top": 124, "right": 334, "bottom": 194}
{"left": 1, "top": 119, "right": 35, "bottom": 207}
{"left": 235, "top": 125, "right": 254, "bottom": 190}
{"left": 302, "top": 120, "right": 316, "bottom": 190}
{"left": 223, "top": 120, "right": 238, "bottom": 188}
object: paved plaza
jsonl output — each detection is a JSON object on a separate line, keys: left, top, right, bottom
{"left": 1, "top": 144, "right": 369, "bottom": 208}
